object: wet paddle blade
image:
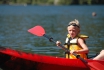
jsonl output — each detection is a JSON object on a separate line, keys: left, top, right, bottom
{"left": 28, "top": 25, "right": 45, "bottom": 36}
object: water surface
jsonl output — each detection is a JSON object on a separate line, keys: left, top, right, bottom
{"left": 0, "top": 5, "right": 104, "bottom": 57}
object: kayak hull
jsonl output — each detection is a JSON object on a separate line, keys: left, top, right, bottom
{"left": 0, "top": 47, "right": 104, "bottom": 70}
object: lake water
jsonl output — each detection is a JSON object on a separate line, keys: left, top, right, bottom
{"left": 0, "top": 5, "right": 104, "bottom": 57}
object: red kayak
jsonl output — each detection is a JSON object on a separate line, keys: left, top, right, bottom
{"left": 0, "top": 47, "right": 104, "bottom": 70}
{"left": 0, "top": 25, "right": 103, "bottom": 70}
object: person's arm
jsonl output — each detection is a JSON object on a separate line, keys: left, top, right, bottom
{"left": 70, "top": 38, "right": 89, "bottom": 54}
{"left": 76, "top": 38, "right": 89, "bottom": 53}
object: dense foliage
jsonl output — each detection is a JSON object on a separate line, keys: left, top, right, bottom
{"left": 0, "top": 0, "right": 104, "bottom": 5}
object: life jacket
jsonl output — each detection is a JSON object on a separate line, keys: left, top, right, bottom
{"left": 64, "top": 34, "right": 89, "bottom": 59}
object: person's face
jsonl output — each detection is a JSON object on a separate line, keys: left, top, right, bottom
{"left": 67, "top": 25, "right": 80, "bottom": 38}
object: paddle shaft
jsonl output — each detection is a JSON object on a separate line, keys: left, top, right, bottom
{"left": 43, "top": 34, "right": 87, "bottom": 63}
{"left": 43, "top": 34, "right": 70, "bottom": 51}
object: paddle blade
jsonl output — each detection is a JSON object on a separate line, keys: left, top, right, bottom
{"left": 28, "top": 25, "right": 45, "bottom": 36}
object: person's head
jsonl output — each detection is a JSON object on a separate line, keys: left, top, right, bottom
{"left": 67, "top": 19, "right": 80, "bottom": 38}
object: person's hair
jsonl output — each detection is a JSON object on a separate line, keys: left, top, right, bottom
{"left": 68, "top": 19, "right": 80, "bottom": 28}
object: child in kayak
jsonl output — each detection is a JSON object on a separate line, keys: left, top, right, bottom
{"left": 56, "top": 19, "right": 89, "bottom": 59}
{"left": 93, "top": 50, "right": 104, "bottom": 60}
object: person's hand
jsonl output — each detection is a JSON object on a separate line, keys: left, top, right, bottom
{"left": 70, "top": 50, "right": 76, "bottom": 54}
{"left": 56, "top": 41, "right": 61, "bottom": 46}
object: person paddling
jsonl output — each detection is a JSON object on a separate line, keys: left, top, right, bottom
{"left": 56, "top": 19, "right": 89, "bottom": 59}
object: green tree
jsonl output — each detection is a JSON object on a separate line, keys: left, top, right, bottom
{"left": 47, "top": 0, "right": 54, "bottom": 5}
{"left": 0, "top": 0, "right": 104, "bottom": 5}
